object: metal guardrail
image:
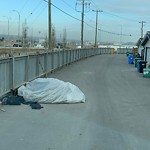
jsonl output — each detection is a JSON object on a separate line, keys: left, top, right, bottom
{"left": 117, "top": 48, "right": 133, "bottom": 54}
{"left": 0, "top": 48, "right": 112, "bottom": 97}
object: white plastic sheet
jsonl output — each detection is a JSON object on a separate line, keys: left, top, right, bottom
{"left": 18, "top": 78, "right": 85, "bottom": 104}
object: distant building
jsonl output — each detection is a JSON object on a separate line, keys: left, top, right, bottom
{"left": 136, "top": 38, "right": 143, "bottom": 56}
{"left": 141, "top": 31, "right": 150, "bottom": 64}
{"left": 39, "top": 39, "right": 45, "bottom": 44}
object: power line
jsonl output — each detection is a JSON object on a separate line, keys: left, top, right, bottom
{"left": 26, "top": 0, "right": 42, "bottom": 19}
{"left": 90, "top": 0, "right": 139, "bottom": 23}
{"left": 30, "top": 4, "right": 48, "bottom": 25}
{"left": 99, "top": 28, "right": 131, "bottom": 36}
{"left": 53, "top": 3, "right": 82, "bottom": 22}
{"left": 103, "top": 11, "right": 139, "bottom": 22}
{"left": 60, "top": 0, "right": 97, "bottom": 29}
{"left": 43, "top": 0, "right": 81, "bottom": 21}
{"left": 11, "top": 0, "right": 42, "bottom": 27}
{"left": 87, "top": 0, "right": 139, "bottom": 37}
{"left": 84, "top": 21, "right": 131, "bottom": 36}
{"left": 90, "top": 0, "right": 99, "bottom": 9}
{"left": 60, "top": 0, "right": 75, "bottom": 11}
{"left": 19, "top": 0, "right": 30, "bottom": 13}
{"left": 42, "top": 0, "right": 132, "bottom": 37}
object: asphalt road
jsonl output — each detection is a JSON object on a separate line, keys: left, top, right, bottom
{"left": 0, "top": 54, "right": 150, "bottom": 150}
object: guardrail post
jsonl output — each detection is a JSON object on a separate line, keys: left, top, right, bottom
{"left": 66, "top": 50, "right": 68, "bottom": 65}
{"left": 58, "top": 50, "right": 60, "bottom": 68}
{"left": 69, "top": 50, "right": 71, "bottom": 64}
{"left": 70, "top": 50, "right": 71, "bottom": 62}
{"left": 51, "top": 51, "right": 54, "bottom": 71}
{"left": 25, "top": 55, "right": 29, "bottom": 82}
{"left": 79, "top": 49, "right": 80, "bottom": 59}
{"left": 11, "top": 56, "right": 15, "bottom": 90}
{"left": 36, "top": 53, "right": 39, "bottom": 76}
{"left": 44, "top": 52, "right": 48, "bottom": 75}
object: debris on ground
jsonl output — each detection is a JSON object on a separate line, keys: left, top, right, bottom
{"left": 0, "top": 101, "right": 5, "bottom": 112}
{"left": 0, "top": 96, "right": 43, "bottom": 110}
{"left": 0, "top": 78, "right": 85, "bottom": 111}
{"left": 2, "top": 96, "right": 24, "bottom": 105}
{"left": 18, "top": 78, "right": 85, "bottom": 104}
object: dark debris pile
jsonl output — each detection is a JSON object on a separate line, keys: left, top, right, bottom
{"left": 0, "top": 89, "right": 43, "bottom": 110}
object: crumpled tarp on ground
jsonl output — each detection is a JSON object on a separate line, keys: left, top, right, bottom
{"left": 18, "top": 78, "right": 85, "bottom": 104}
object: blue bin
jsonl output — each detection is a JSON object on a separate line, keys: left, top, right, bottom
{"left": 128, "top": 55, "right": 131, "bottom": 64}
{"left": 137, "top": 60, "right": 147, "bottom": 73}
{"left": 128, "top": 54, "right": 134, "bottom": 64}
{"left": 137, "top": 60, "right": 141, "bottom": 72}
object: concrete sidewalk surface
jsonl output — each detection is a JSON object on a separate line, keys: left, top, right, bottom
{"left": 0, "top": 54, "right": 150, "bottom": 150}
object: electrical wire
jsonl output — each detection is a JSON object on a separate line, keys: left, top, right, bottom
{"left": 42, "top": 0, "right": 132, "bottom": 36}
{"left": 19, "top": 0, "right": 30, "bottom": 13}
{"left": 30, "top": 4, "right": 48, "bottom": 25}
{"left": 45, "top": 0, "right": 82, "bottom": 22}
{"left": 103, "top": 11, "right": 139, "bottom": 23}
{"left": 98, "top": 29, "right": 131, "bottom": 36}
{"left": 90, "top": 0, "right": 140, "bottom": 23}
{"left": 60, "top": 0, "right": 76, "bottom": 11}
{"left": 26, "top": 0, "right": 43, "bottom": 19}
{"left": 90, "top": 0, "right": 99, "bottom": 9}
{"left": 84, "top": 14, "right": 95, "bottom": 24}
{"left": 52, "top": 3, "right": 81, "bottom": 22}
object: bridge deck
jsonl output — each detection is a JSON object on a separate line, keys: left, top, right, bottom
{"left": 0, "top": 54, "right": 150, "bottom": 150}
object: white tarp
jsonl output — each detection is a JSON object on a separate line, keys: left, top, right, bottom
{"left": 18, "top": 78, "right": 85, "bottom": 104}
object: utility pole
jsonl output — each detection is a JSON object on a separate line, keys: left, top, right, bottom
{"left": 76, "top": 0, "right": 91, "bottom": 48}
{"left": 81, "top": 0, "right": 84, "bottom": 48}
{"left": 48, "top": 0, "right": 52, "bottom": 50}
{"left": 92, "top": 10, "right": 103, "bottom": 47}
{"left": 139, "top": 21, "right": 146, "bottom": 38}
{"left": 120, "top": 25, "right": 122, "bottom": 46}
{"left": 12, "top": 10, "right": 20, "bottom": 47}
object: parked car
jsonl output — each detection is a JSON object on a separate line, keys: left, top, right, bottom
{"left": 13, "top": 44, "right": 22, "bottom": 47}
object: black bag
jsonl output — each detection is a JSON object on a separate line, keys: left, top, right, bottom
{"left": 2, "top": 96, "right": 24, "bottom": 105}
{"left": 30, "top": 102, "right": 43, "bottom": 109}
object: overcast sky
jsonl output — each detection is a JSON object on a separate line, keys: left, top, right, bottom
{"left": 0, "top": 0, "right": 150, "bottom": 44}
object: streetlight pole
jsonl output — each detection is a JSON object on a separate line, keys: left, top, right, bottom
{"left": 3, "top": 16, "right": 9, "bottom": 39}
{"left": 92, "top": 10, "right": 103, "bottom": 47}
{"left": 12, "top": 10, "right": 20, "bottom": 47}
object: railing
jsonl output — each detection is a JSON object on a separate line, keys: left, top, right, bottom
{"left": 117, "top": 48, "right": 133, "bottom": 54}
{"left": 0, "top": 48, "right": 112, "bottom": 97}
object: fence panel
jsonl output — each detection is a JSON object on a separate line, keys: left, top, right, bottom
{"left": 53, "top": 52, "right": 58, "bottom": 70}
{"left": 0, "top": 48, "right": 113, "bottom": 97}
{"left": 47, "top": 53, "right": 52, "bottom": 72}
{"left": 0, "top": 59, "right": 12, "bottom": 95}
{"left": 28, "top": 55, "right": 37, "bottom": 81}
{"left": 38, "top": 54, "right": 45, "bottom": 75}
{"left": 69, "top": 50, "right": 72, "bottom": 63}
{"left": 14, "top": 56, "right": 27, "bottom": 88}
{"left": 63, "top": 50, "right": 67, "bottom": 65}
{"left": 75, "top": 50, "right": 78, "bottom": 61}
{"left": 117, "top": 48, "right": 133, "bottom": 54}
{"left": 59, "top": 51, "right": 63, "bottom": 67}
{"left": 70, "top": 50, "right": 74, "bottom": 63}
